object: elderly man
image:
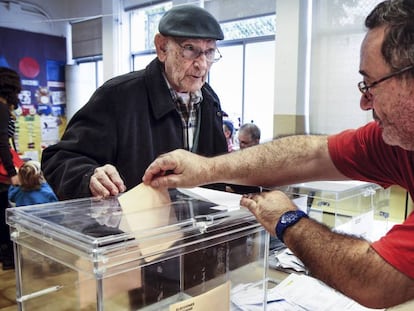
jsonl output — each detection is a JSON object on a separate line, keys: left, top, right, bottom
{"left": 237, "top": 123, "right": 260, "bottom": 149}
{"left": 41, "top": 5, "right": 228, "bottom": 199}
{"left": 143, "top": 0, "right": 414, "bottom": 308}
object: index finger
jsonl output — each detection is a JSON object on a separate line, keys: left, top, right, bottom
{"left": 142, "top": 156, "right": 177, "bottom": 186}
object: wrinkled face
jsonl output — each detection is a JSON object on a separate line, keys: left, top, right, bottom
{"left": 155, "top": 34, "right": 217, "bottom": 93}
{"left": 238, "top": 131, "right": 259, "bottom": 149}
{"left": 359, "top": 26, "right": 414, "bottom": 150}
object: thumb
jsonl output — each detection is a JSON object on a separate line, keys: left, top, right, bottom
{"left": 240, "top": 196, "right": 257, "bottom": 212}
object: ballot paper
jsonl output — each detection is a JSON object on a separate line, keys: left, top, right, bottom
{"left": 118, "top": 182, "right": 171, "bottom": 210}
{"left": 231, "top": 282, "right": 305, "bottom": 311}
{"left": 118, "top": 183, "right": 183, "bottom": 262}
{"left": 78, "top": 184, "right": 170, "bottom": 306}
{"left": 231, "top": 274, "right": 385, "bottom": 311}
{"left": 275, "top": 274, "right": 385, "bottom": 311}
{"left": 273, "top": 248, "right": 307, "bottom": 273}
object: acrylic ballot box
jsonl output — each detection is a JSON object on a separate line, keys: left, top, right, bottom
{"left": 7, "top": 188, "right": 270, "bottom": 311}
{"left": 277, "top": 181, "right": 390, "bottom": 240}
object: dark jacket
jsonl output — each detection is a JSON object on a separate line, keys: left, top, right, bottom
{"left": 41, "top": 58, "right": 227, "bottom": 199}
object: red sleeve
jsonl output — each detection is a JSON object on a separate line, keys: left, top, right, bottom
{"left": 327, "top": 122, "right": 407, "bottom": 189}
{"left": 372, "top": 213, "right": 414, "bottom": 279}
{"left": 329, "top": 122, "right": 414, "bottom": 279}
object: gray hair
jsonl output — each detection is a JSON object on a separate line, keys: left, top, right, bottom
{"left": 365, "top": 0, "right": 414, "bottom": 72}
{"left": 239, "top": 123, "right": 261, "bottom": 141}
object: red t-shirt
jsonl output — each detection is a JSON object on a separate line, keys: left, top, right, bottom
{"left": 328, "top": 121, "right": 414, "bottom": 279}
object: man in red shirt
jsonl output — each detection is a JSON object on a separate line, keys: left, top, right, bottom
{"left": 143, "top": 0, "right": 414, "bottom": 308}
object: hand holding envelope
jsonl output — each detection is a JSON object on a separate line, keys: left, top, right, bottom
{"left": 118, "top": 183, "right": 183, "bottom": 262}
{"left": 118, "top": 182, "right": 171, "bottom": 211}
{"left": 79, "top": 183, "right": 169, "bottom": 305}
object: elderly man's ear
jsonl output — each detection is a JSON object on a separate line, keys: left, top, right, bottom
{"left": 155, "top": 34, "right": 168, "bottom": 61}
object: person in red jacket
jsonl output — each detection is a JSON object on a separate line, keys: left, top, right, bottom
{"left": 143, "top": 0, "right": 414, "bottom": 308}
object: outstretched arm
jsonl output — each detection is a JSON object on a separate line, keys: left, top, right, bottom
{"left": 143, "top": 135, "right": 348, "bottom": 188}
{"left": 241, "top": 191, "right": 414, "bottom": 309}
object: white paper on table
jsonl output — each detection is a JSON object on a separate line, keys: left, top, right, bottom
{"left": 231, "top": 282, "right": 305, "bottom": 311}
{"left": 275, "top": 274, "right": 385, "bottom": 311}
{"left": 274, "top": 248, "right": 307, "bottom": 272}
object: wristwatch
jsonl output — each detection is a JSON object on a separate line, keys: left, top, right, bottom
{"left": 275, "top": 210, "right": 308, "bottom": 243}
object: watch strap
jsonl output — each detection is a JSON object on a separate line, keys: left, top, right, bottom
{"left": 276, "top": 210, "right": 308, "bottom": 243}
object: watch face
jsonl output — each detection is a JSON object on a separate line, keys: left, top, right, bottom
{"left": 281, "top": 211, "right": 298, "bottom": 224}
{"left": 276, "top": 210, "right": 308, "bottom": 243}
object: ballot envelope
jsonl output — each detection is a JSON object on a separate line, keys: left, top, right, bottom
{"left": 6, "top": 187, "right": 270, "bottom": 310}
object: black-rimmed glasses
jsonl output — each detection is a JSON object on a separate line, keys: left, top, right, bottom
{"left": 175, "top": 42, "right": 222, "bottom": 63}
{"left": 358, "top": 65, "right": 414, "bottom": 95}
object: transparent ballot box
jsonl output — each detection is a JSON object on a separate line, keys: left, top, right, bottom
{"left": 276, "top": 181, "right": 390, "bottom": 240}
{"left": 7, "top": 188, "right": 270, "bottom": 311}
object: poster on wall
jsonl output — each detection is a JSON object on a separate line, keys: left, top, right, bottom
{"left": 0, "top": 26, "right": 67, "bottom": 161}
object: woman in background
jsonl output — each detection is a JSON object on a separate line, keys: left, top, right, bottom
{"left": 0, "top": 67, "right": 21, "bottom": 270}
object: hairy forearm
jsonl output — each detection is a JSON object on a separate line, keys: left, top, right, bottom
{"left": 209, "top": 135, "right": 345, "bottom": 187}
{"left": 285, "top": 219, "right": 414, "bottom": 308}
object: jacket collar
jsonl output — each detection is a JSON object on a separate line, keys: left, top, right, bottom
{"left": 144, "top": 58, "right": 177, "bottom": 120}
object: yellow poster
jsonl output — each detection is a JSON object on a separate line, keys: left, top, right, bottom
{"left": 14, "top": 114, "right": 66, "bottom": 161}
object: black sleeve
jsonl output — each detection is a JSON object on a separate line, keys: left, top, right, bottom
{"left": 41, "top": 86, "right": 119, "bottom": 200}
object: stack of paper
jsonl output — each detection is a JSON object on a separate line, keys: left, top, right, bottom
{"left": 231, "top": 274, "right": 385, "bottom": 311}
{"left": 231, "top": 281, "right": 304, "bottom": 311}
{"left": 273, "top": 248, "right": 307, "bottom": 272}
{"left": 274, "top": 274, "right": 384, "bottom": 311}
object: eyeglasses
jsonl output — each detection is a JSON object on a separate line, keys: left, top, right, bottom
{"left": 175, "top": 42, "right": 222, "bottom": 63}
{"left": 358, "top": 65, "right": 414, "bottom": 95}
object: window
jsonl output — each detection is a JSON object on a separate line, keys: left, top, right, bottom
{"left": 130, "top": 1, "right": 172, "bottom": 70}
{"left": 77, "top": 59, "right": 103, "bottom": 107}
{"left": 220, "top": 14, "right": 276, "bottom": 40}
{"left": 308, "top": 0, "right": 383, "bottom": 134}
{"left": 210, "top": 15, "right": 275, "bottom": 141}
{"left": 130, "top": 2, "right": 172, "bottom": 53}
{"left": 208, "top": 45, "right": 243, "bottom": 127}
{"left": 209, "top": 39, "right": 275, "bottom": 141}
{"left": 65, "top": 58, "right": 103, "bottom": 120}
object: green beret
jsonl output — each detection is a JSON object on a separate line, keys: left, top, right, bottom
{"left": 159, "top": 5, "right": 224, "bottom": 40}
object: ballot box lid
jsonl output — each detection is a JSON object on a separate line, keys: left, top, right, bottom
{"left": 277, "top": 181, "right": 382, "bottom": 201}
{"left": 7, "top": 188, "right": 260, "bottom": 265}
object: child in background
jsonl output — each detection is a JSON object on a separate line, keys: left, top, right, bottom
{"left": 8, "top": 160, "right": 58, "bottom": 207}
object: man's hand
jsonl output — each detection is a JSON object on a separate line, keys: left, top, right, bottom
{"left": 240, "top": 190, "right": 297, "bottom": 236}
{"left": 142, "top": 149, "right": 210, "bottom": 188}
{"left": 89, "top": 164, "right": 126, "bottom": 198}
